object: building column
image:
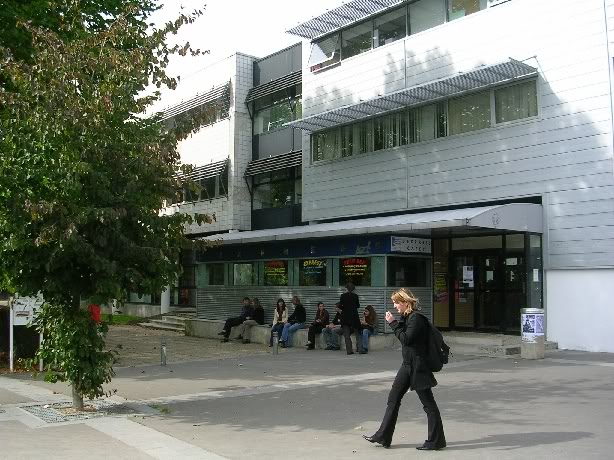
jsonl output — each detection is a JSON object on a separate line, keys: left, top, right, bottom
{"left": 161, "top": 286, "right": 171, "bottom": 315}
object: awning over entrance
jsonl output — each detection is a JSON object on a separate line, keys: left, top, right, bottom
{"left": 244, "top": 151, "right": 302, "bottom": 177}
{"left": 203, "top": 203, "right": 543, "bottom": 245}
{"left": 285, "top": 59, "right": 537, "bottom": 132}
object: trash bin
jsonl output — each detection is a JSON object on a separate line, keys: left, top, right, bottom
{"left": 520, "top": 307, "right": 545, "bottom": 359}
{"left": 88, "top": 304, "right": 101, "bottom": 323}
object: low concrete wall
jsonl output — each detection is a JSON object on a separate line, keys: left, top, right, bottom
{"left": 101, "top": 303, "right": 160, "bottom": 318}
{"left": 185, "top": 318, "right": 398, "bottom": 351}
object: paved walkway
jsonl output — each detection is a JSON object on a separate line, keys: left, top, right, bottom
{"left": 1, "top": 330, "right": 613, "bottom": 459}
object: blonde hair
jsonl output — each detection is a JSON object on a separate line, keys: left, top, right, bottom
{"left": 390, "top": 288, "right": 420, "bottom": 316}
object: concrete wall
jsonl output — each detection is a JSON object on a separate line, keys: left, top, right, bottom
{"left": 546, "top": 268, "right": 614, "bottom": 352}
{"left": 301, "top": 0, "right": 614, "bottom": 271}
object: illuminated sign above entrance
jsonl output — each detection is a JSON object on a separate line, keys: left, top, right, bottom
{"left": 390, "top": 236, "right": 431, "bottom": 254}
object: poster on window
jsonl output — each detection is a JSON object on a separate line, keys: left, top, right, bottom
{"left": 462, "top": 266, "right": 474, "bottom": 283}
{"left": 264, "top": 260, "right": 288, "bottom": 286}
{"left": 434, "top": 273, "right": 448, "bottom": 303}
{"left": 341, "top": 258, "right": 371, "bottom": 286}
{"left": 299, "top": 259, "right": 326, "bottom": 286}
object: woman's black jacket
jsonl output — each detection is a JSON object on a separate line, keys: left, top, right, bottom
{"left": 389, "top": 311, "right": 437, "bottom": 391}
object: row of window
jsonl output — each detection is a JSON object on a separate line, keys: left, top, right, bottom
{"left": 253, "top": 86, "right": 303, "bottom": 135}
{"left": 204, "top": 256, "right": 431, "bottom": 288}
{"left": 171, "top": 173, "right": 229, "bottom": 205}
{"left": 312, "top": 79, "right": 537, "bottom": 162}
{"left": 310, "top": 0, "right": 492, "bottom": 71}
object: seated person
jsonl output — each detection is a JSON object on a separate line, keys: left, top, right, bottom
{"left": 237, "top": 298, "right": 265, "bottom": 344}
{"left": 359, "top": 305, "right": 378, "bottom": 354}
{"left": 323, "top": 303, "right": 343, "bottom": 350}
{"left": 306, "top": 301, "right": 330, "bottom": 350}
{"left": 269, "top": 298, "right": 288, "bottom": 347}
{"left": 279, "top": 296, "right": 306, "bottom": 348}
{"left": 219, "top": 297, "right": 252, "bottom": 343}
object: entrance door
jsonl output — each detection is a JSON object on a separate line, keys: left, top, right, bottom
{"left": 453, "top": 253, "right": 504, "bottom": 331}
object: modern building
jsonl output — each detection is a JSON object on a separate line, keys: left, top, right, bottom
{"left": 132, "top": 0, "right": 614, "bottom": 353}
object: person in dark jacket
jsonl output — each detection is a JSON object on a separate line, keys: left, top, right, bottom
{"left": 363, "top": 288, "right": 446, "bottom": 451}
{"left": 237, "top": 298, "right": 265, "bottom": 344}
{"left": 279, "top": 295, "right": 306, "bottom": 347}
{"left": 339, "top": 282, "right": 364, "bottom": 355}
{"left": 305, "top": 301, "right": 330, "bottom": 350}
{"left": 323, "top": 303, "right": 343, "bottom": 350}
{"left": 359, "top": 305, "right": 378, "bottom": 354}
{"left": 219, "top": 297, "right": 253, "bottom": 343}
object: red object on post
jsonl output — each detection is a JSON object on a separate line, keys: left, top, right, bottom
{"left": 88, "top": 304, "right": 101, "bottom": 323}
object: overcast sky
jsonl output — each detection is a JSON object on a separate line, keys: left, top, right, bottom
{"left": 155, "top": 0, "right": 341, "bottom": 81}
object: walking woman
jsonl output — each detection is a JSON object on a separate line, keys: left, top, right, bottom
{"left": 363, "top": 288, "right": 446, "bottom": 451}
{"left": 269, "top": 298, "right": 288, "bottom": 347}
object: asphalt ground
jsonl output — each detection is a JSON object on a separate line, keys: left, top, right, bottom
{"left": 1, "top": 325, "right": 613, "bottom": 459}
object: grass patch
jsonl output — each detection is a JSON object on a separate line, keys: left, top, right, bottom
{"left": 149, "top": 404, "right": 171, "bottom": 415}
{"left": 103, "top": 314, "right": 142, "bottom": 325}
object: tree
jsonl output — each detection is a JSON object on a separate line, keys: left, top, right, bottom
{"left": 0, "top": 0, "right": 213, "bottom": 408}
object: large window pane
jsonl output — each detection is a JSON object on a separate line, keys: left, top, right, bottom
{"left": 264, "top": 260, "right": 289, "bottom": 286}
{"left": 374, "top": 7, "right": 407, "bottom": 48}
{"left": 340, "top": 257, "right": 371, "bottom": 286}
{"left": 374, "top": 111, "right": 408, "bottom": 151}
{"left": 253, "top": 101, "right": 293, "bottom": 134}
{"left": 409, "top": 103, "right": 446, "bottom": 143}
{"left": 448, "top": 91, "right": 491, "bottom": 135}
{"left": 495, "top": 80, "right": 538, "bottom": 124}
{"left": 342, "top": 21, "right": 373, "bottom": 60}
{"left": 207, "top": 264, "right": 224, "bottom": 286}
{"left": 299, "top": 259, "right": 327, "bottom": 286}
{"left": 233, "top": 263, "right": 256, "bottom": 286}
{"left": 253, "top": 179, "right": 294, "bottom": 209}
{"left": 448, "top": 0, "right": 488, "bottom": 21}
{"left": 410, "top": 0, "right": 446, "bottom": 35}
{"left": 387, "top": 257, "right": 431, "bottom": 287}
{"left": 312, "top": 129, "right": 340, "bottom": 161}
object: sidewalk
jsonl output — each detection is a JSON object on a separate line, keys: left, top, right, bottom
{"left": 2, "top": 346, "right": 613, "bottom": 459}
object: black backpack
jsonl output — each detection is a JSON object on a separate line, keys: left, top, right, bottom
{"left": 416, "top": 312, "right": 450, "bottom": 372}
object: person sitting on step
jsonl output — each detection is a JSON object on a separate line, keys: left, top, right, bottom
{"left": 279, "top": 296, "right": 306, "bottom": 348}
{"left": 237, "top": 298, "right": 265, "bottom": 344}
{"left": 219, "top": 297, "right": 252, "bottom": 343}
{"left": 323, "top": 303, "right": 343, "bottom": 350}
{"left": 359, "top": 305, "right": 378, "bottom": 354}
{"left": 306, "top": 301, "right": 330, "bottom": 350}
{"left": 269, "top": 298, "right": 288, "bottom": 347}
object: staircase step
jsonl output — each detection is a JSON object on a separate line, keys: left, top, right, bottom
{"left": 160, "top": 316, "right": 187, "bottom": 326}
{"left": 139, "top": 322, "right": 185, "bottom": 333}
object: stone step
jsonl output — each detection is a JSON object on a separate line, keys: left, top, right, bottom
{"left": 160, "top": 316, "right": 187, "bottom": 326}
{"left": 139, "top": 321, "right": 185, "bottom": 333}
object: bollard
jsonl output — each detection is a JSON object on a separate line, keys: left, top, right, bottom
{"left": 520, "top": 308, "right": 545, "bottom": 359}
{"left": 160, "top": 336, "right": 167, "bottom": 366}
{"left": 272, "top": 331, "right": 278, "bottom": 355}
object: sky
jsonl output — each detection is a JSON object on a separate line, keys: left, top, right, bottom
{"left": 150, "top": 0, "right": 342, "bottom": 105}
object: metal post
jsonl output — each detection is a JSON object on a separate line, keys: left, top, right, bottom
{"left": 160, "top": 336, "right": 167, "bottom": 366}
{"left": 9, "top": 302, "right": 14, "bottom": 372}
{"left": 39, "top": 333, "right": 44, "bottom": 372}
{"left": 272, "top": 332, "right": 279, "bottom": 355}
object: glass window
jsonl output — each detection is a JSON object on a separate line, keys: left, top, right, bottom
{"left": 409, "top": 103, "right": 446, "bottom": 143}
{"left": 312, "top": 129, "right": 340, "bottom": 161}
{"left": 264, "top": 260, "right": 289, "bottom": 286}
{"left": 495, "top": 80, "right": 538, "bottom": 124}
{"left": 252, "top": 168, "right": 299, "bottom": 210}
{"left": 341, "top": 21, "right": 373, "bottom": 60}
{"left": 207, "top": 264, "right": 224, "bottom": 285}
{"left": 410, "top": 0, "right": 446, "bottom": 35}
{"left": 253, "top": 100, "right": 293, "bottom": 134}
{"left": 309, "top": 34, "right": 340, "bottom": 70}
{"left": 387, "top": 257, "right": 431, "bottom": 287}
{"left": 299, "top": 259, "right": 327, "bottom": 286}
{"left": 448, "top": 0, "right": 488, "bottom": 21}
{"left": 200, "top": 177, "right": 217, "bottom": 200}
{"left": 506, "top": 234, "right": 525, "bottom": 250}
{"left": 448, "top": 91, "right": 491, "bottom": 135}
{"left": 374, "top": 111, "right": 408, "bottom": 151}
{"left": 340, "top": 257, "right": 371, "bottom": 286}
{"left": 233, "top": 263, "right": 256, "bottom": 286}
{"left": 374, "top": 7, "right": 407, "bottom": 48}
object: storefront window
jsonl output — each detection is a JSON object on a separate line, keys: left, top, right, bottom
{"left": 299, "top": 259, "right": 327, "bottom": 286}
{"left": 340, "top": 257, "right": 371, "bottom": 286}
{"left": 264, "top": 260, "right": 289, "bottom": 286}
{"left": 387, "top": 257, "right": 431, "bottom": 287}
{"left": 207, "top": 264, "right": 224, "bottom": 286}
{"left": 233, "top": 263, "right": 256, "bottom": 286}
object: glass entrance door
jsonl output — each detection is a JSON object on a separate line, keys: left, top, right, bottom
{"left": 453, "top": 253, "right": 504, "bottom": 330}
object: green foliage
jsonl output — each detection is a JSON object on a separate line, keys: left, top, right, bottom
{"left": 0, "top": 0, "right": 213, "bottom": 403}
{"left": 102, "top": 313, "right": 141, "bottom": 325}
{"left": 28, "top": 303, "right": 116, "bottom": 400}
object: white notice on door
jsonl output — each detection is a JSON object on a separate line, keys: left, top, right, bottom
{"left": 533, "top": 269, "right": 539, "bottom": 282}
{"left": 463, "top": 266, "right": 474, "bottom": 283}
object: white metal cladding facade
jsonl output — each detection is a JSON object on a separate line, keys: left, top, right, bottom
{"left": 196, "top": 286, "right": 433, "bottom": 333}
{"left": 300, "top": 0, "right": 614, "bottom": 270}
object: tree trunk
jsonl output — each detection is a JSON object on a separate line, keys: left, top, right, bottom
{"left": 72, "top": 386, "right": 84, "bottom": 410}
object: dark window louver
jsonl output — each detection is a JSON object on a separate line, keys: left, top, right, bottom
{"left": 245, "top": 70, "right": 302, "bottom": 104}
{"left": 244, "top": 151, "right": 302, "bottom": 177}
